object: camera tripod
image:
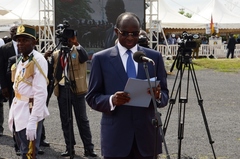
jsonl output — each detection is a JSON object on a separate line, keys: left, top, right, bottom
{"left": 163, "top": 51, "right": 217, "bottom": 159}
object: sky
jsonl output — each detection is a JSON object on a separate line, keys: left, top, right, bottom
{"left": 165, "top": 0, "right": 240, "bottom": 15}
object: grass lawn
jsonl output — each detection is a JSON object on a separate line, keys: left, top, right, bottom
{"left": 165, "top": 58, "right": 240, "bottom": 73}
{"left": 192, "top": 58, "right": 240, "bottom": 72}
{"left": 87, "top": 58, "right": 240, "bottom": 74}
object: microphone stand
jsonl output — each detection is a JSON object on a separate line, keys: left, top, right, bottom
{"left": 142, "top": 62, "right": 170, "bottom": 159}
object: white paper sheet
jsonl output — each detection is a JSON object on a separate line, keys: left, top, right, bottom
{"left": 123, "top": 78, "right": 159, "bottom": 107}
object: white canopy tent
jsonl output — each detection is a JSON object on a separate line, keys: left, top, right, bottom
{"left": 0, "top": 0, "right": 55, "bottom": 51}
{"left": 146, "top": 0, "right": 205, "bottom": 30}
{"left": 0, "top": 0, "right": 43, "bottom": 31}
{"left": 1, "top": 0, "right": 240, "bottom": 30}
{"left": 157, "top": 0, "right": 204, "bottom": 29}
{"left": 145, "top": 0, "right": 240, "bottom": 35}
{"left": 191, "top": 0, "right": 240, "bottom": 29}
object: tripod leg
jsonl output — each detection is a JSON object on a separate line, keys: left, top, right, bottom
{"left": 163, "top": 63, "right": 189, "bottom": 159}
{"left": 163, "top": 68, "right": 182, "bottom": 135}
{"left": 189, "top": 64, "right": 217, "bottom": 159}
{"left": 177, "top": 99, "right": 187, "bottom": 159}
{"left": 153, "top": 112, "right": 171, "bottom": 159}
{"left": 65, "top": 81, "right": 75, "bottom": 159}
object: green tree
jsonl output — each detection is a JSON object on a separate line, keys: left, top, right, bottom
{"left": 178, "top": 8, "right": 185, "bottom": 15}
{"left": 184, "top": 13, "right": 192, "bottom": 18}
{"left": 178, "top": 8, "right": 192, "bottom": 18}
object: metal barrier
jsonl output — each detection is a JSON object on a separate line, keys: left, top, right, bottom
{"left": 157, "top": 44, "right": 240, "bottom": 58}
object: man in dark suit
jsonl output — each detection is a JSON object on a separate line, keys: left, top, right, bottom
{"left": 0, "top": 38, "right": 6, "bottom": 137}
{"left": 0, "top": 26, "right": 20, "bottom": 155}
{"left": 227, "top": 34, "right": 237, "bottom": 58}
{"left": 86, "top": 12, "right": 169, "bottom": 159}
{"left": 0, "top": 26, "right": 18, "bottom": 105}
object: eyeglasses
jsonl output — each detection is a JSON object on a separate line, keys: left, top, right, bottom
{"left": 116, "top": 28, "right": 139, "bottom": 37}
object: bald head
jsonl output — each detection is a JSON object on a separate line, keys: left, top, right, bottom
{"left": 10, "top": 25, "right": 18, "bottom": 40}
{"left": 115, "top": 12, "right": 141, "bottom": 29}
{"left": 114, "top": 12, "right": 141, "bottom": 49}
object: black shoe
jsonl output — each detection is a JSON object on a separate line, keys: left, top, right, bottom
{"left": 61, "top": 150, "right": 75, "bottom": 157}
{"left": 15, "top": 145, "right": 21, "bottom": 156}
{"left": 84, "top": 149, "right": 97, "bottom": 157}
{"left": 40, "top": 140, "right": 50, "bottom": 147}
{"left": 38, "top": 148, "right": 44, "bottom": 155}
{"left": 16, "top": 149, "right": 21, "bottom": 156}
{"left": 0, "top": 131, "right": 3, "bottom": 136}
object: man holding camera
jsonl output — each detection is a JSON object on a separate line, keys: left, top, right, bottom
{"left": 45, "top": 34, "right": 97, "bottom": 157}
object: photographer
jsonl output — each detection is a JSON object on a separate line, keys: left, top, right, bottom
{"left": 44, "top": 34, "right": 97, "bottom": 157}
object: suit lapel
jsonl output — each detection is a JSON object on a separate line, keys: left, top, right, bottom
{"left": 109, "top": 46, "right": 128, "bottom": 83}
{"left": 108, "top": 46, "right": 151, "bottom": 81}
{"left": 136, "top": 47, "right": 147, "bottom": 79}
{"left": 10, "top": 42, "right": 17, "bottom": 56}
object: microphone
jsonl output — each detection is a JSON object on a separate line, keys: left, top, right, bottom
{"left": 133, "top": 51, "right": 155, "bottom": 65}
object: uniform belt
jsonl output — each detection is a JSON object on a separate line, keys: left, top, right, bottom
{"left": 15, "top": 92, "right": 33, "bottom": 102}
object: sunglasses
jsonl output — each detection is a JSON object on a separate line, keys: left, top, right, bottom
{"left": 116, "top": 28, "right": 139, "bottom": 37}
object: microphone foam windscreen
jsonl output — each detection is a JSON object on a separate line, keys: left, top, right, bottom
{"left": 133, "top": 51, "right": 146, "bottom": 63}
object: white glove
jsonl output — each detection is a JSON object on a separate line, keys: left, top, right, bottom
{"left": 26, "top": 116, "right": 38, "bottom": 141}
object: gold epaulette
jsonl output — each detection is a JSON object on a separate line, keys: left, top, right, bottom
{"left": 24, "top": 61, "right": 34, "bottom": 79}
{"left": 11, "top": 64, "right": 16, "bottom": 82}
{"left": 32, "top": 58, "right": 49, "bottom": 85}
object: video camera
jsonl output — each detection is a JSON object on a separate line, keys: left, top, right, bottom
{"left": 138, "top": 35, "right": 149, "bottom": 48}
{"left": 178, "top": 31, "right": 199, "bottom": 57}
{"left": 55, "top": 20, "right": 77, "bottom": 46}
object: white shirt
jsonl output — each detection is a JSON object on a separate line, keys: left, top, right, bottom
{"left": 0, "top": 38, "right": 5, "bottom": 47}
{"left": 12, "top": 40, "right": 18, "bottom": 55}
{"left": 117, "top": 42, "right": 138, "bottom": 74}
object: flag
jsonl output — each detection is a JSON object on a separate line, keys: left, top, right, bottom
{"left": 210, "top": 15, "right": 214, "bottom": 34}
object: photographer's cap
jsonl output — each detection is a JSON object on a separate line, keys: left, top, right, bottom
{"left": 15, "top": 24, "right": 36, "bottom": 40}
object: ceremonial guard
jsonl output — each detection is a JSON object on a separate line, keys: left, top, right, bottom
{"left": 8, "top": 24, "right": 49, "bottom": 159}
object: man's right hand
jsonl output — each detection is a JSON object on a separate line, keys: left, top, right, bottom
{"left": 44, "top": 50, "right": 52, "bottom": 59}
{"left": 1, "top": 88, "right": 9, "bottom": 99}
{"left": 26, "top": 116, "right": 38, "bottom": 141}
{"left": 112, "top": 91, "right": 130, "bottom": 106}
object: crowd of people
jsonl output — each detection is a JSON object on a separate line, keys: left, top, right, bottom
{"left": 156, "top": 32, "right": 239, "bottom": 59}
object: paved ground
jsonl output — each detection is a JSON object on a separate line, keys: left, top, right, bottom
{"left": 0, "top": 68, "right": 240, "bottom": 159}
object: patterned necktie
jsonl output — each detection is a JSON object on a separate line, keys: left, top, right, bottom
{"left": 126, "top": 50, "right": 136, "bottom": 78}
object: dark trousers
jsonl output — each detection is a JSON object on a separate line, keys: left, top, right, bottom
{"left": 40, "top": 82, "right": 53, "bottom": 142}
{"left": 40, "top": 121, "right": 46, "bottom": 141}
{"left": 227, "top": 49, "right": 235, "bottom": 58}
{"left": 15, "top": 120, "right": 43, "bottom": 159}
{"left": 104, "top": 138, "right": 154, "bottom": 159}
{"left": 7, "top": 92, "right": 19, "bottom": 151}
{"left": 0, "top": 101, "right": 3, "bottom": 133}
{"left": 58, "top": 85, "right": 94, "bottom": 151}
